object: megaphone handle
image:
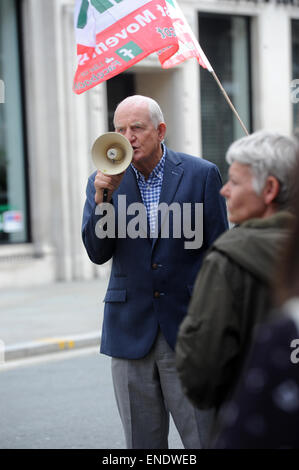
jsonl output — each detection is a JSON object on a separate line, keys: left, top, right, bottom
{"left": 103, "top": 188, "right": 108, "bottom": 202}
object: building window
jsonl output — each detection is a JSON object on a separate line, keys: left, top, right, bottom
{"left": 0, "top": 0, "right": 28, "bottom": 243}
{"left": 198, "top": 13, "right": 252, "bottom": 179}
{"left": 106, "top": 73, "right": 136, "bottom": 131}
{"left": 292, "top": 19, "right": 299, "bottom": 135}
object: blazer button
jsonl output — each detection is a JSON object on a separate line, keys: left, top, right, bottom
{"left": 154, "top": 291, "right": 160, "bottom": 298}
{"left": 152, "top": 263, "right": 158, "bottom": 270}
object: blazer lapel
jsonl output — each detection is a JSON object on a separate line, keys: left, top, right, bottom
{"left": 152, "top": 149, "right": 184, "bottom": 247}
{"left": 117, "top": 165, "right": 150, "bottom": 239}
{"left": 118, "top": 165, "right": 142, "bottom": 205}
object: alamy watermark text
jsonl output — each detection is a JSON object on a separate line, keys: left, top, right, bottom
{"left": 291, "top": 79, "right": 299, "bottom": 104}
{"left": 290, "top": 338, "right": 299, "bottom": 364}
{"left": 95, "top": 195, "right": 203, "bottom": 249}
{"left": 0, "top": 79, "right": 4, "bottom": 104}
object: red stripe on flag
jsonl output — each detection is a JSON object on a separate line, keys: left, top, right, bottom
{"left": 73, "top": 0, "right": 179, "bottom": 95}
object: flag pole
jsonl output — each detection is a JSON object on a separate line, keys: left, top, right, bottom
{"left": 196, "top": 49, "right": 249, "bottom": 136}
{"left": 172, "top": 0, "right": 249, "bottom": 136}
{"left": 210, "top": 69, "right": 249, "bottom": 136}
{"left": 198, "top": 51, "right": 249, "bottom": 136}
{"left": 196, "top": 43, "right": 249, "bottom": 136}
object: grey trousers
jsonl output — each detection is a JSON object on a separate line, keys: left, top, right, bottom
{"left": 111, "top": 330, "right": 214, "bottom": 449}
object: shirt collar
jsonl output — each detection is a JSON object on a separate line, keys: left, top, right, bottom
{"left": 131, "top": 143, "right": 166, "bottom": 182}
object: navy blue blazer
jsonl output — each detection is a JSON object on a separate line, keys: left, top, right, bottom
{"left": 82, "top": 147, "right": 228, "bottom": 359}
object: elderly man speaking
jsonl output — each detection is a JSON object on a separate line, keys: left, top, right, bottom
{"left": 176, "top": 130, "right": 298, "bottom": 415}
{"left": 82, "top": 95, "right": 228, "bottom": 449}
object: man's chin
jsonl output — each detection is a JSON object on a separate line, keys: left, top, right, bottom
{"left": 132, "top": 152, "right": 143, "bottom": 163}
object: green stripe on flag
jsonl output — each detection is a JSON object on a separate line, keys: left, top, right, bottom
{"left": 91, "top": 0, "right": 124, "bottom": 14}
{"left": 165, "top": 0, "right": 175, "bottom": 7}
{"left": 77, "top": 0, "right": 89, "bottom": 29}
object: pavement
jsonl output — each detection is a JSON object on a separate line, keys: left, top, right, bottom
{"left": 0, "top": 277, "right": 109, "bottom": 362}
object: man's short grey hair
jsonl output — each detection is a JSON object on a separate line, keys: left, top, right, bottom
{"left": 226, "top": 130, "right": 299, "bottom": 209}
{"left": 114, "top": 95, "right": 165, "bottom": 129}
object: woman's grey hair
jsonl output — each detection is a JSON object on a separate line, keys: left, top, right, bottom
{"left": 114, "top": 95, "right": 165, "bottom": 129}
{"left": 226, "top": 130, "right": 299, "bottom": 209}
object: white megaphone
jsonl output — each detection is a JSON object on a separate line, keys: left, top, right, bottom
{"left": 91, "top": 132, "right": 133, "bottom": 201}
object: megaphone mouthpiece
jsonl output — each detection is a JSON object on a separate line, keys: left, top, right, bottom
{"left": 107, "top": 147, "right": 123, "bottom": 161}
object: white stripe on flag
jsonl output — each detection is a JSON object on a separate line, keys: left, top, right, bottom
{"left": 75, "top": 0, "right": 152, "bottom": 47}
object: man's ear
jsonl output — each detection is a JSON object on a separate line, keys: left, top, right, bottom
{"left": 263, "top": 176, "right": 280, "bottom": 205}
{"left": 157, "top": 123, "right": 167, "bottom": 142}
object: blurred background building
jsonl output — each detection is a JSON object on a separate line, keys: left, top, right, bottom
{"left": 0, "top": 0, "right": 299, "bottom": 288}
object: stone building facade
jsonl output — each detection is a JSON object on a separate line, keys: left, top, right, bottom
{"left": 0, "top": 0, "right": 298, "bottom": 287}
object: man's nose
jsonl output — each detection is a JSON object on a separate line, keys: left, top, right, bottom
{"left": 125, "top": 129, "right": 136, "bottom": 143}
{"left": 220, "top": 182, "right": 229, "bottom": 197}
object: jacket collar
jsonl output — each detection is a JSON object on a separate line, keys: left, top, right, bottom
{"left": 117, "top": 146, "right": 184, "bottom": 243}
{"left": 241, "top": 211, "right": 295, "bottom": 230}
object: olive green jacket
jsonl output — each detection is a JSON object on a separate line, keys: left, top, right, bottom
{"left": 176, "top": 211, "right": 294, "bottom": 410}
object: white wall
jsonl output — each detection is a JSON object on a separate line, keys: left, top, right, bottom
{"left": 252, "top": 4, "right": 292, "bottom": 133}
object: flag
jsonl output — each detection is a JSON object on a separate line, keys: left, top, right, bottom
{"left": 158, "top": 0, "right": 213, "bottom": 71}
{"left": 73, "top": 0, "right": 212, "bottom": 95}
{"left": 74, "top": 0, "right": 180, "bottom": 94}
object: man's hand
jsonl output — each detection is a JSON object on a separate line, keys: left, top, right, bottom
{"left": 94, "top": 170, "right": 125, "bottom": 204}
